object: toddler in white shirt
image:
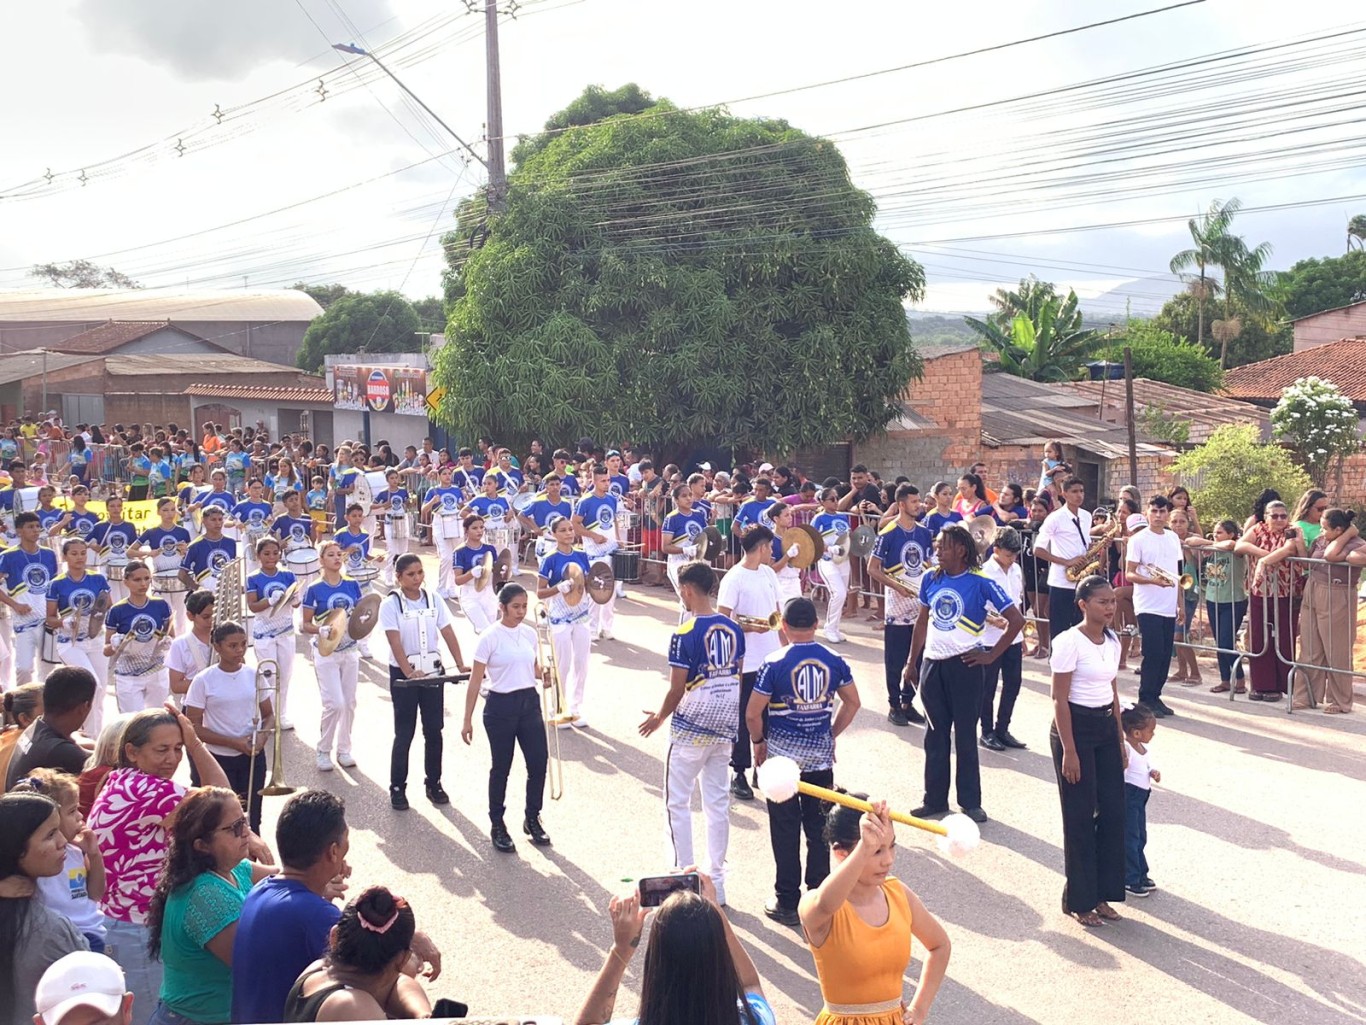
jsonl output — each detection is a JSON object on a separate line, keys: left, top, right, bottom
{"left": 1122, "top": 704, "right": 1161, "bottom": 897}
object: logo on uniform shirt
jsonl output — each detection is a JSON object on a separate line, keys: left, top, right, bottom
{"left": 24, "top": 564, "right": 51, "bottom": 593}
{"left": 158, "top": 535, "right": 179, "bottom": 556}
{"left": 67, "top": 586, "right": 98, "bottom": 614}
{"left": 390, "top": 496, "right": 404, "bottom": 514}
{"left": 831, "top": 519, "right": 850, "bottom": 537}
{"left": 288, "top": 522, "right": 309, "bottom": 544}
{"left": 595, "top": 506, "right": 615, "bottom": 530}
{"left": 262, "top": 580, "right": 287, "bottom": 603}
{"left": 791, "top": 659, "right": 832, "bottom": 704}
{"left": 608, "top": 481, "right": 624, "bottom": 497}
{"left": 488, "top": 504, "right": 505, "bottom": 523}
{"left": 247, "top": 509, "right": 267, "bottom": 527}
{"left": 74, "top": 519, "right": 94, "bottom": 538}
{"left": 325, "top": 592, "right": 355, "bottom": 611}
{"left": 899, "top": 541, "right": 926, "bottom": 574}
{"left": 685, "top": 520, "right": 703, "bottom": 542}
{"left": 930, "top": 588, "right": 965, "bottom": 632}
{"left": 109, "top": 534, "right": 128, "bottom": 554}
{"left": 209, "top": 548, "right": 231, "bottom": 573}
{"left": 128, "top": 611, "right": 160, "bottom": 642}
{"left": 703, "top": 624, "right": 737, "bottom": 676}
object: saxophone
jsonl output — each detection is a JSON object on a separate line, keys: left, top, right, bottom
{"left": 1066, "top": 517, "right": 1121, "bottom": 583}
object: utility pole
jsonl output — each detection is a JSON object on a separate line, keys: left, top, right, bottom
{"left": 1123, "top": 346, "right": 1139, "bottom": 487}
{"left": 485, "top": 0, "right": 507, "bottom": 212}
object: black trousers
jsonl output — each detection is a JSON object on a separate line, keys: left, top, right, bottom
{"left": 981, "top": 643, "right": 1023, "bottom": 736}
{"left": 192, "top": 750, "right": 267, "bottom": 835}
{"left": 884, "top": 623, "right": 919, "bottom": 710}
{"left": 1048, "top": 585, "right": 1080, "bottom": 639}
{"left": 1050, "top": 706, "right": 1126, "bottom": 913}
{"left": 390, "top": 667, "right": 444, "bottom": 790}
{"left": 483, "top": 688, "right": 547, "bottom": 825}
{"left": 731, "top": 672, "right": 764, "bottom": 773}
{"left": 765, "top": 765, "right": 833, "bottom": 910}
{"left": 920, "top": 656, "right": 985, "bottom": 810}
{"left": 1136, "top": 613, "right": 1176, "bottom": 706}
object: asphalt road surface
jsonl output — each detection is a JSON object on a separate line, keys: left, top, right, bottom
{"left": 135, "top": 551, "right": 1366, "bottom": 1025}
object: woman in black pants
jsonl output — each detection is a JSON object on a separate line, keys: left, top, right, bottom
{"left": 1049, "top": 575, "right": 1127, "bottom": 927}
{"left": 381, "top": 554, "right": 468, "bottom": 810}
{"left": 462, "top": 583, "right": 552, "bottom": 854}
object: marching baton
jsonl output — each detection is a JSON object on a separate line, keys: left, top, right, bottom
{"left": 756, "top": 756, "right": 980, "bottom": 857}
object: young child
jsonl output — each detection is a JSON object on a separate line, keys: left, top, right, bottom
{"left": 13, "top": 767, "right": 108, "bottom": 952}
{"left": 1168, "top": 509, "right": 1203, "bottom": 686}
{"left": 1122, "top": 704, "right": 1161, "bottom": 897}
{"left": 306, "top": 476, "right": 330, "bottom": 515}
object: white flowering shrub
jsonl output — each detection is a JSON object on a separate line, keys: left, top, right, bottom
{"left": 1270, "top": 376, "right": 1362, "bottom": 486}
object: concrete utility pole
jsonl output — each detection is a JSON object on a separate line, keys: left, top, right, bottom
{"left": 1124, "top": 346, "right": 1139, "bottom": 487}
{"left": 485, "top": 0, "right": 507, "bottom": 212}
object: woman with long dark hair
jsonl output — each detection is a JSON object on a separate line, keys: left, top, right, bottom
{"left": 1, "top": 792, "right": 87, "bottom": 1025}
{"left": 1291, "top": 488, "right": 1329, "bottom": 548}
{"left": 1243, "top": 488, "right": 1281, "bottom": 534}
{"left": 952, "top": 473, "right": 990, "bottom": 520}
{"left": 575, "top": 871, "right": 771, "bottom": 1025}
{"left": 145, "top": 787, "right": 275, "bottom": 1025}
{"left": 1293, "top": 508, "right": 1366, "bottom": 713}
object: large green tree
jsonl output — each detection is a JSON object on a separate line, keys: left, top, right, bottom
{"left": 1099, "top": 321, "right": 1223, "bottom": 392}
{"left": 964, "top": 287, "right": 1100, "bottom": 381}
{"left": 1275, "top": 249, "right": 1366, "bottom": 320}
{"left": 291, "top": 282, "right": 352, "bottom": 311}
{"left": 30, "top": 260, "right": 140, "bottom": 289}
{"left": 296, "top": 291, "right": 422, "bottom": 373}
{"left": 1153, "top": 290, "right": 1289, "bottom": 369}
{"left": 434, "top": 86, "right": 925, "bottom": 455}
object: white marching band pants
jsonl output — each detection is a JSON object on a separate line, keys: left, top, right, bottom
{"left": 818, "top": 557, "right": 851, "bottom": 638}
{"left": 114, "top": 669, "right": 170, "bottom": 714}
{"left": 252, "top": 631, "right": 296, "bottom": 724}
{"left": 550, "top": 619, "right": 591, "bottom": 718}
{"left": 664, "top": 741, "right": 732, "bottom": 904}
{"left": 314, "top": 647, "right": 359, "bottom": 757}
{"left": 58, "top": 636, "right": 110, "bottom": 737}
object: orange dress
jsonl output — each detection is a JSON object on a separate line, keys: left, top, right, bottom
{"left": 809, "top": 876, "right": 913, "bottom": 1025}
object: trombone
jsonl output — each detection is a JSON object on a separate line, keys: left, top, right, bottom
{"left": 534, "top": 605, "right": 572, "bottom": 800}
{"left": 243, "top": 658, "right": 297, "bottom": 826}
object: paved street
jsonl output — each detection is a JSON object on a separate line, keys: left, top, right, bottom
{"left": 202, "top": 551, "right": 1366, "bottom": 1025}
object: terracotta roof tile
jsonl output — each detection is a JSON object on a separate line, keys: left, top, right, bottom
{"left": 1222, "top": 340, "right": 1366, "bottom": 403}
{"left": 183, "top": 383, "right": 332, "bottom": 403}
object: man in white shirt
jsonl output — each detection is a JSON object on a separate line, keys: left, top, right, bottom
{"left": 1126, "top": 495, "right": 1183, "bottom": 718}
{"left": 1035, "top": 478, "right": 1093, "bottom": 640}
{"left": 716, "top": 525, "right": 782, "bottom": 801}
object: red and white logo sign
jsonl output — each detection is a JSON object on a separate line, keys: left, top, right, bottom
{"left": 366, "top": 369, "right": 391, "bottom": 411}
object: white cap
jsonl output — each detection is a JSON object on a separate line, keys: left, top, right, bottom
{"left": 1126, "top": 513, "right": 1148, "bottom": 531}
{"left": 759, "top": 462, "right": 774, "bottom": 473}
{"left": 697, "top": 462, "right": 712, "bottom": 471}
{"left": 35, "top": 952, "right": 126, "bottom": 1025}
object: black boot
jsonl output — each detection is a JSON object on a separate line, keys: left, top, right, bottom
{"left": 426, "top": 782, "right": 450, "bottom": 805}
{"left": 491, "top": 821, "right": 516, "bottom": 853}
{"left": 389, "top": 786, "right": 409, "bottom": 810}
{"left": 523, "top": 815, "right": 552, "bottom": 846}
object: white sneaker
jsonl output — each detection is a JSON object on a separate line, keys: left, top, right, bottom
{"left": 556, "top": 720, "right": 575, "bottom": 730}
{"left": 279, "top": 716, "right": 295, "bottom": 731}
{"left": 614, "top": 582, "right": 625, "bottom": 597}
{"left": 316, "top": 753, "right": 334, "bottom": 772}
{"left": 570, "top": 718, "right": 589, "bottom": 730}
{"left": 337, "top": 753, "right": 357, "bottom": 768}
{"left": 599, "top": 629, "right": 613, "bottom": 641}
{"left": 823, "top": 633, "right": 844, "bottom": 645}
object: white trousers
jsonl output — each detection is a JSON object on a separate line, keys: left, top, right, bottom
{"left": 115, "top": 669, "right": 170, "bottom": 713}
{"left": 551, "top": 620, "right": 591, "bottom": 717}
{"left": 434, "top": 536, "right": 458, "bottom": 596}
{"left": 818, "top": 558, "right": 851, "bottom": 638}
{"left": 252, "top": 632, "right": 296, "bottom": 723}
{"left": 777, "top": 569, "right": 803, "bottom": 606}
{"left": 461, "top": 586, "right": 498, "bottom": 633}
{"left": 666, "top": 557, "right": 691, "bottom": 625}
{"left": 0, "top": 614, "right": 13, "bottom": 691}
{"left": 14, "top": 625, "right": 43, "bottom": 685}
{"left": 384, "top": 520, "right": 409, "bottom": 584}
{"left": 60, "top": 637, "right": 110, "bottom": 737}
{"left": 591, "top": 556, "right": 617, "bottom": 634}
{"left": 664, "top": 741, "right": 732, "bottom": 904}
{"left": 315, "top": 648, "right": 359, "bottom": 757}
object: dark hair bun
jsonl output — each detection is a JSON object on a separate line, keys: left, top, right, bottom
{"left": 356, "top": 886, "right": 399, "bottom": 927}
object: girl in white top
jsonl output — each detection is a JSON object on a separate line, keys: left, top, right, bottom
{"left": 461, "top": 583, "right": 551, "bottom": 854}
{"left": 167, "top": 589, "right": 216, "bottom": 700}
{"left": 1048, "top": 575, "right": 1126, "bottom": 929}
{"left": 380, "top": 553, "right": 468, "bottom": 810}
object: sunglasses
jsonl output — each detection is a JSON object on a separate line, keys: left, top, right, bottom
{"left": 216, "top": 816, "right": 250, "bottom": 838}
{"left": 1268, "top": 513, "right": 1289, "bottom": 520}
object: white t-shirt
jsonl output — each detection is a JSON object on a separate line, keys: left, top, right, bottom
{"left": 378, "top": 588, "right": 454, "bottom": 668}
{"left": 184, "top": 664, "right": 260, "bottom": 757}
{"left": 473, "top": 621, "right": 539, "bottom": 695}
{"left": 1037, "top": 506, "right": 1093, "bottom": 590}
{"left": 981, "top": 557, "right": 1024, "bottom": 648}
{"left": 717, "top": 563, "right": 783, "bottom": 672}
{"left": 1048, "top": 627, "right": 1119, "bottom": 707}
{"left": 1124, "top": 738, "right": 1156, "bottom": 790}
{"left": 167, "top": 634, "right": 213, "bottom": 681}
{"left": 36, "top": 843, "right": 104, "bottom": 937}
{"left": 1127, "top": 528, "right": 1182, "bottom": 617}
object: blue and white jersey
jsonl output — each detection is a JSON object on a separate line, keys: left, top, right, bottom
{"left": 49, "top": 572, "right": 112, "bottom": 643}
{"left": 305, "top": 488, "right": 328, "bottom": 512}
{"left": 872, "top": 519, "right": 935, "bottom": 626}
{"left": 662, "top": 509, "right": 708, "bottom": 555}
{"left": 271, "top": 515, "right": 314, "bottom": 553}
{"left": 753, "top": 641, "right": 855, "bottom": 772}
{"left": 488, "top": 467, "right": 524, "bottom": 499}
{"left": 0, "top": 546, "right": 59, "bottom": 627}
{"left": 538, "top": 548, "right": 592, "bottom": 626}
{"left": 428, "top": 486, "right": 465, "bottom": 519}
{"left": 63, "top": 509, "right": 100, "bottom": 541}
{"left": 263, "top": 473, "right": 301, "bottom": 500}
{"left": 106, "top": 598, "right": 173, "bottom": 674}
{"left": 38, "top": 507, "right": 65, "bottom": 536}
{"left": 232, "top": 500, "right": 273, "bottom": 534}
{"left": 453, "top": 467, "right": 484, "bottom": 494}
{"left": 333, "top": 529, "right": 371, "bottom": 577}
{"left": 0, "top": 438, "right": 16, "bottom": 461}
{"left": 666, "top": 613, "right": 744, "bottom": 746}
{"left": 607, "top": 473, "right": 631, "bottom": 499}
{"left": 138, "top": 525, "right": 192, "bottom": 576}
{"left": 303, "top": 576, "right": 364, "bottom": 654}
{"left": 201, "top": 490, "right": 235, "bottom": 514}
{"left": 87, "top": 520, "right": 139, "bottom": 565}
{"left": 733, "top": 497, "right": 776, "bottom": 533}
{"left": 374, "top": 489, "right": 410, "bottom": 521}
{"left": 182, "top": 535, "right": 237, "bottom": 586}
{"left": 812, "top": 512, "right": 851, "bottom": 562}
{"left": 453, "top": 542, "right": 498, "bottom": 577}
{"left": 924, "top": 510, "right": 962, "bottom": 537}
{"left": 177, "top": 483, "right": 206, "bottom": 511}
{"left": 918, "top": 569, "right": 1015, "bottom": 660}
{"left": 469, "top": 495, "right": 512, "bottom": 530}
{"left": 693, "top": 497, "right": 713, "bottom": 521}
{"left": 247, "top": 568, "right": 298, "bottom": 637}
{"left": 574, "top": 493, "right": 620, "bottom": 559}
{"left": 542, "top": 475, "right": 581, "bottom": 498}
{"left": 525, "top": 495, "right": 574, "bottom": 533}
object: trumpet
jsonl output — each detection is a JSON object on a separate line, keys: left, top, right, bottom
{"left": 534, "top": 606, "right": 571, "bottom": 801}
{"left": 735, "top": 610, "right": 781, "bottom": 631}
{"left": 1140, "top": 563, "right": 1181, "bottom": 588}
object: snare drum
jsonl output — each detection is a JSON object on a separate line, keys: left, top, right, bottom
{"left": 105, "top": 563, "right": 127, "bottom": 582}
{"left": 349, "top": 564, "right": 379, "bottom": 586}
{"left": 435, "top": 510, "right": 463, "bottom": 541}
{"left": 611, "top": 547, "right": 641, "bottom": 583}
{"left": 40, "top": 626, "right": 60, "bottom": 665}
{"left": 284, "top": 546, "right": 321, "bottom": 580}
{"left": 153, "top": 572, "right": 189, "bottom": 595}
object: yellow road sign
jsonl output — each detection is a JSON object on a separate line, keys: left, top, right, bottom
{"left": 425, "top": 385, "right": 446, "bottom": 416}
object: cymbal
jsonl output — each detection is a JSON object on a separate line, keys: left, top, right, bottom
{"left": 86, "top": 590, "right": 112, "bottom": 636}
{"left": 694, "top": 525, "right": 723, "bottom": 562}
{"left": 347, "top": 593, "right": 383, "bottom": 640}
{"left": 493, "top": 548, "right": 513, "bottom": 586}
{"left": 563, "top": 562, "right": 586, "bottom": 606}
{"left": 781, "top": 526, "right": 818, "bottom": 570}
{"left": 797, "top": 523, "right": 826, "bottom": 562}
{"left": 587, "top": 561, "right": 615, "bottom": 605}
{"left": 476, "top": 550, "right": 494, "bottom": 592}
{"left": 848, "top": 523, "right": 877, "bottom": 559}
{"left": 269, "top": 581, "right": 299, "bottom": 616}
{"left": 316, "top": 607, "right": 348, "bottom": 656}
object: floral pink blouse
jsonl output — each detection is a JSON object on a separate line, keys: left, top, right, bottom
{"left": 87, "top": 767, "right": 186, "bottom": 924}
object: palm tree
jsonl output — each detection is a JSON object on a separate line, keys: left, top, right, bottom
{"left": 966, "top": 289, "right": 1101, "bottom": 381}
{"left": 1216, "top": 234, "right": 1278, "bottom": 368}
{"left": 1170, "top": 198, "right": 1240, "bottom": 349}
{"left": 1350, "top": 214, "right": 1366, "bottom": 252}
{"left": 989, "top": 276, "right": 1060, "bottom": 324}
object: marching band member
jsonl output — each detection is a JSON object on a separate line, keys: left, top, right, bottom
{"left": 57, "top": 484, "right": 100, "bottom": 550}
{"left": 462, "top": 582, "right": 552, "bottom": 853}
{"left": 811, "top": 488, "right": 852, "bottom": 644}
{"left": 135, "top": 498, "right": 192, "bottom": 633}
{"left": 716, "top": 525, "right": 783, "bottom": 801}
{"left": 979, "top": 527, "right": 1028, "bottom": 752}
{"left": 373, "top": 468, "right": 412, "bottom": 586}
{"left": 168, "top": 589, "right": 215, "bottom": 698}
{"left": 334, "top": 502, "right": 382, "bottom": 592}
{"left": 452, "top": 515, "right": 500, "bottom": 633}
{"left": 1035, "top": 477, "right": 1093, "bottom": 640}
{"left": 1125, "top": 494, "right": 1183, "bottom": 718}
{"left": 202, "top": 467, "right": 236, "bottom": 513}
{"left": 270, "top": 488, "right": 316, "bottom": 554}
{"left": 35, "top": 485, "right": 66, "bottom": 549}
{"left": 301, "top": 540, "right": 363, "bottom": 772}
{"left": 0, "top": 512, "right": 59, "bottom": 685}
{"left": 662, "top": 484, "right": 709, "bottom": 620}
{"left": 766, "top": 503, "right": 804, "bottom": 605}
{"left": 869, "top": 483, "right": 933, "bottom": 728}
{"left": 520, "top": 474, "right": 574, "bottom": 564}
{"left": 46, "top": 538, "right": 113, "bottom": 736}
{"left": 0, "top": 461, "right": 31, "bottom": 546}
{"left": 545, "top": 450, "right": 581, "bottom": 498}
{"left": 469, "top": 473, "right": 516, "bottom": 576}
{"left": 746, "top": 596, "right": 861, "bottom": 926}
{"left": 381, "top": 553, "right": 468, "bottom": 811}
{"left": 732, "top": 478, "right": 776, "bottom": 539}
{"left": 87, "top": 496, "right": 139, "bottom": 604}
{"left": 488, "top": 448, "right": 524, "bottom": 499}
{"left": 176, "top": 463, "right": 208, "bottom": 530}
{"left": 536, "top": 515, "right": 593, "bottom": 728}
{"left": 184, "top": 620, "right": 273, "bottom": 833}
{"left": 453, "top": 447, "right": 485, "bottom": 496}
{"left": 908, "top": 524, "right": 1024, "bottom": 824}
{"left": 572, "top": 465, "right": 621, "bottom": 640}
{"left": 178, "top": 506, "right": 237, "bottom": 593}
{"left": 246, "top": 537, "right": 299, "bottom": 731}
{"left": 639, "top": 560, "right": 744, "bottom": 906}
{"left": 424, "top": 464, "right": 467, "bottom": 598}
{"left": 103, "top": 560, "right": 173, "bottom": 712}
{"left": 231, "top": 478, "right": 274, "bottom": 574}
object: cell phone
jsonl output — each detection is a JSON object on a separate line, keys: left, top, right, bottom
{"left": 637, "top": 872, "right": 700, "bottom": 907}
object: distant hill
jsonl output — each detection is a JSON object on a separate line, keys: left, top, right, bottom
{"left": 1082, "top": 274, "right": 1184, "bottom": 320}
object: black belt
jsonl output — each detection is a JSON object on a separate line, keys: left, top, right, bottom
{"left": 1068, "top": 702, "right": 1113, "bottom": 718}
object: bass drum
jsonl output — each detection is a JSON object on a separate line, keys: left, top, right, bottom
{"left": 611, "top": 547, "right": 641, "bottom": 584}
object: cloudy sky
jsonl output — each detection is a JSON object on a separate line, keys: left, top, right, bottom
{"left": 1, "top": 0, "right": 1363, "bottom": 317}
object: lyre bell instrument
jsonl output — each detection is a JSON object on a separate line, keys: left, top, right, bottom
{"left": 735, "top": 610, "right": 782, "bottom": 631}
{"left": 534, "top": 605, "right": 571, "bottom": 801}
